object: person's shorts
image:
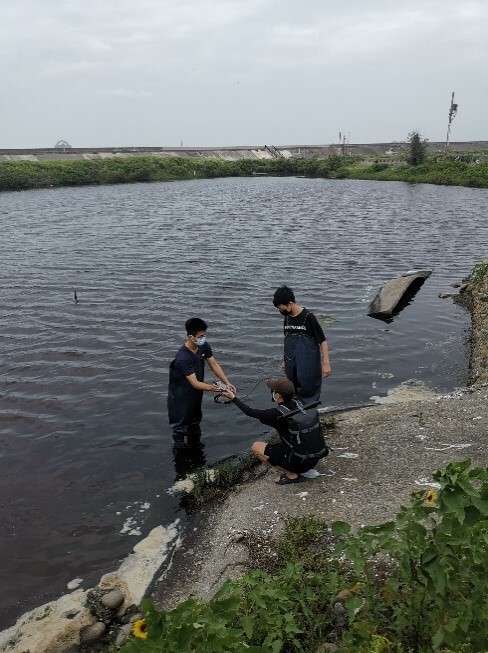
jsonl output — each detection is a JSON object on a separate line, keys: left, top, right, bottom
{"left": 264, "top": 442, "right": 319, "bottom": 474}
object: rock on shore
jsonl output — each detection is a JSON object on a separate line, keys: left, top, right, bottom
{"left": 0, "top": 523, "right": 179, "bottom": 653}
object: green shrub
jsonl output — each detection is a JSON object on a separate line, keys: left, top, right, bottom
{"left": 2, "top": 154, "right": 488, "bottom": 193}
{"left": 119, "top": 461, "right": 488, "bottom": 653}
{"left": 121, "top": 568, "right": 306, "bottom": 653}
{"left": 333, "top": 460, "right": 488, "bottom": 652}
{"left": 469, "top": 261, "right": 488, "bottom": 286}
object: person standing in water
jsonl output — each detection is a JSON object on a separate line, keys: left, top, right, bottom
{"left": 167, "top": 317, "right": 235, "bottom": 447}
{"left": 273, "top": 286, "right": 331, "bottom": 403}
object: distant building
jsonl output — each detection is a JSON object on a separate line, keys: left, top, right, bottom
{"left": 54, "top": 140, "right": 72, "bottom": 149}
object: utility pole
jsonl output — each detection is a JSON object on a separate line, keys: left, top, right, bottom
{"left": 445, "top": 92, "right": 458, "bottom": 154}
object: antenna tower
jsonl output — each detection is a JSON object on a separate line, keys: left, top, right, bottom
{"left": 445, "top": 92, "right": 458, "bottom": 154}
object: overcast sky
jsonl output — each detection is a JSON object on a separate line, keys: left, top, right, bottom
{"left": 1, "top": 0, "right": 487, "bottom": 148}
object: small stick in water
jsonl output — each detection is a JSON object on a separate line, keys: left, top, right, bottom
{"left": 74, "top": 290, "right": 79, "bottom": 304}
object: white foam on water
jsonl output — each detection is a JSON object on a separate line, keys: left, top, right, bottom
{"left": 168, "top": 468, "right": 217, "bottom": 496}
{"left": 120, "top": 517, "right": 139, "bottom": 535}
{"left": 119, "top": 501, "right": 153, "bottom": 536}
{"left": 371, "top": 380, "right": 438, "bottom": 405}
{"left": 168, "top": 477, "right": 195, "bottom": 495}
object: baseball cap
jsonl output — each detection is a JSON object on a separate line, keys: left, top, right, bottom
{"left": 266, "top": 378, "right": 296, "bottom": 400}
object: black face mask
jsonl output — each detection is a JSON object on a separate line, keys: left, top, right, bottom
{"left": 279, "top": 309, "right": 290, "bottom": 316}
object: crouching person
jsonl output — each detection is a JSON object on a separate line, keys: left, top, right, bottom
{"left": 222, "top": 378, "right": 328, "bottom": 485}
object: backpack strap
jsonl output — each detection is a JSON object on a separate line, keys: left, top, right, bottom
{"left": 277, "top": 400, "right": 321, "bottom": 420}
{"left": 290, "top": 445, "right": 329, "bottom": 460}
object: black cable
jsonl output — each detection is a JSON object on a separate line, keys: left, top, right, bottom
{"left": 213, "top": 377, "right": 267, "bottom": 405}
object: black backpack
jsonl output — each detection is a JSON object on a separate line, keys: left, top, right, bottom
{"left": 277, "top": 400, "right": 329, "bottom": 460}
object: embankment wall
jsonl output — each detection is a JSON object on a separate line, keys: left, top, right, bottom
{"left": 1, "top": 141, "right": 488, "bottom": 162}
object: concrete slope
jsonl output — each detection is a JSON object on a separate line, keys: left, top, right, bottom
{"left": 368, "top": 269, "right": 432, "bottom": 318}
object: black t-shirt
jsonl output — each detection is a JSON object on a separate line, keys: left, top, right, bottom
{"left": 283, "top": 308, "right": 326, "bottom": 345}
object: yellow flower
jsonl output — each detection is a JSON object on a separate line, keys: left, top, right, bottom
{"left": 424, "top": 489, "right": 438, "bottom": 507}
{"left": 132, "top": 619, "right": 148, "bottom": 639}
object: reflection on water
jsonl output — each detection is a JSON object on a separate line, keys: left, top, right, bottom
{"left": 0, "top": 177, "right": 486, "bottom": 627}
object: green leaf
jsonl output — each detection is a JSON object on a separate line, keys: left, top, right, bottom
{"left": 363, "top": 521, "right": 395, "bottom": 537}
{"left": 241, "top": 615, "right": 254, "bottom": 640}
{"left": 432, "top": 625, "right": 445, "bottom": 649}
{"left": 455, "top": 475, "right": 478, "bottom": 497}
{"left": 442, "top": 490, "right": 465, "bottom": 523}
{"left": 330, "top": 520, "right": 351, "bottom": 535}
{"left": 423, "top": 558, "right": 446, "bottom": 594}
{"left": 344, "top": 595, "right": 364, "bottom": 623}
{"left": 271, "top": 640, "right": 284, "bottom": 653}
{"left": 421, "top": 549, "right": 437, "bottom": 565}
{"left": 470, "top": 495, "right": 488, "bottom": 516}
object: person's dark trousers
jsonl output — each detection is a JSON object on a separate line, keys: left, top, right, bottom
{"left": 168, "top": 383, "right": 203, "bottom": 443}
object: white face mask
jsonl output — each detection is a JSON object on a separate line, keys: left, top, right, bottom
{"left": 192, "top": 335, "right": 206, "bottom": 346}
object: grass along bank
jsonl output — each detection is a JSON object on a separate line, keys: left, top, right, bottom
{"left": 1, "top": 155, "right": 488, "bottom": 191}
{"left": 119, "top": 460, "right": 488, "bottom": 653}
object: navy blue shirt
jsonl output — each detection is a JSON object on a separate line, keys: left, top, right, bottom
{"left": 172, "top": 342, "right": 213, "bottom": 383}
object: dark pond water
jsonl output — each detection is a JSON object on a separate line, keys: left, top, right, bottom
{"left": 1, "top": 176, "right": 486, "bottom": 628}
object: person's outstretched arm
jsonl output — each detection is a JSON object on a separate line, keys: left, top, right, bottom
{"left": 185, "top": 373, "right": 220, "bottom": 392}
{"left": 223, "top": 391, "right": 281, "bottom": 428}
{"left": 206, "top": 356, "right": 236, "bottom": 391}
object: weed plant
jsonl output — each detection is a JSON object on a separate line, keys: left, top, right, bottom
{"left": 119, "top": 460, "right": 488, "bottom": 653}
{"left": 2, "top": 154, "right": 488, "bottom": 192}
{"left": 178, "top": 453, "right": 260, "bottom": 513}
{"left": 469, "top": 261, "right": 488, "bottom": 287}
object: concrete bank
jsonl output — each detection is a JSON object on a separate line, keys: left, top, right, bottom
{"left": 0, "top": 524, "right": 181, "bottom": 653}
{"left": 1, "top": 269, "right": 487, "bottom": 652}
{"left": 1, "top": 141, "right": 488, "bottom": 162}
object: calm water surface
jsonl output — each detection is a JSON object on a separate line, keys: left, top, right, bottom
{"left": 0, "top": 177, "right": 486, "bottom": 627}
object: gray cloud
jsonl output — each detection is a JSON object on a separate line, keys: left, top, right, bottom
{"left": 1, "top": 0, "right": 487, "bottom": 147}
